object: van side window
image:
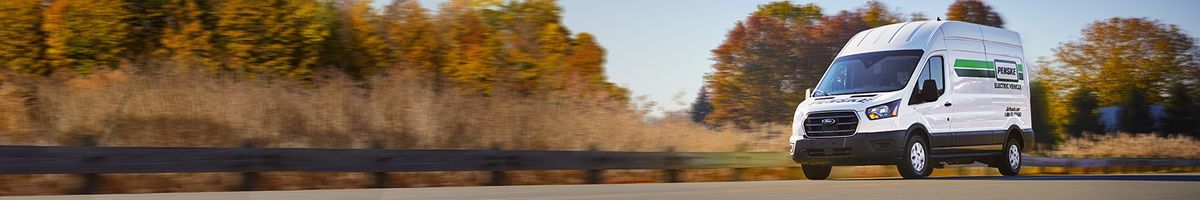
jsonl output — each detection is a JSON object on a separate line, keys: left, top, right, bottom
{"left": 910, "top": 56, "right": 945, "bottom": 104}
{"left": 929, "top": 56, "right": 945, "bottom": 95}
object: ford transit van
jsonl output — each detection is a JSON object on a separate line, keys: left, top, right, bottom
{"left": 789, "top": 21, "right": 1035, "bottom": 179}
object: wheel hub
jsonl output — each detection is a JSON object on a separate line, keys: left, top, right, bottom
{"left": 910, "top": 142, "right": 926, "bottom": 171}
{"left": 1008, "top": 144, "right": 1020, "bottom": 169}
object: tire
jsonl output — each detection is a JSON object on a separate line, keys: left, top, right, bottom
{"left": 997, "top": 138, "right": 1022, "bottom": 176}
{"left": 802, "top": 165, "right": 832, "bottom": 180}
{"left": 898, "top": 135, "right": 932, "bottom": 179}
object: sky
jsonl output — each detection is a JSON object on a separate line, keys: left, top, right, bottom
{"left": 376, "top": 0, "right": 1200, "bottom": 115}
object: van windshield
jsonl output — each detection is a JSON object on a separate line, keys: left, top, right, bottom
{"left": 813, "top": 50, "right": 923, "bottom": 97}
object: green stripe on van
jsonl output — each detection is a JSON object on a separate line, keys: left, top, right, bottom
{"left": 953, "top": 59, "right": 994, "bottom": 70}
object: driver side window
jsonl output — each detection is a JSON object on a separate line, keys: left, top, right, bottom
{"left": 909, "top": 56, "right": 945, "bottom": 104}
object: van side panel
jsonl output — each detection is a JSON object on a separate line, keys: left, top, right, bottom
{"left": 942, "top": 23, "right": 996, "bottom": 150}
{"left": 981, "top": 28, "right": 1028, "bottom": 145}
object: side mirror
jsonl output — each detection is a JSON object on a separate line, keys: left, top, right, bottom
{"left": 920, "top": 79, "right": 939, "bottom": 102}
{"left": 805, "top": 88, "right": 813, "bottom": 97}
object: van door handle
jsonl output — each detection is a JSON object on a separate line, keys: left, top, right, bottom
{"left": 944, "top": 102, "right": 952, "bottom": 107}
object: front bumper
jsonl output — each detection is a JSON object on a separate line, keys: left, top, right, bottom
{"left": 791, "top": 130, "right": 908, "bottom": 166}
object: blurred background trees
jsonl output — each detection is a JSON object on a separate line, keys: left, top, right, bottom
{"left": 946, "top": 0, "right": 1004, "bottom": 28}
{"left": 1044, "top": 17, "right": 1200, "bottom": 138}
{"left": 0, "top": 0, "right": 626, "bottom": 101}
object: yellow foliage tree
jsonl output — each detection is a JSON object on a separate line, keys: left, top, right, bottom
{"left": 382, "top": 0, "right": 439, "bottom": 78}
{"left": 331, "top": 0, "right": 388, "bottom": 78}
{"left": 0, "top": 0, "right": 46, "bottom": 76}
{"left": 216, "top": 0, "right": 329, "bottom": 80}
{"left": 158, "top": 0, "right": 219, "bottom": 72}
{"left": 42, "top": 0, "right": 132, "bottom": 76}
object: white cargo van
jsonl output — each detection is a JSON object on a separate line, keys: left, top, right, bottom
{"left": 789, "top": 20, "right": 1034, "bottom": 179}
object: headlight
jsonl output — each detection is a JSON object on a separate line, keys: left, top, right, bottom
{"left": 865, "top": 99, "right": 901, "bottom": 120}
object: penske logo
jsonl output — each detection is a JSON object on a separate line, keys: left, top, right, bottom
{"left": 994, "top": 60, "right": 1019, "bottom": 82}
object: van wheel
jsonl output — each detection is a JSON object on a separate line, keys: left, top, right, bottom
{"left": 997, "top": 138, "right": 1022, "bottom": 176}
{"left": 802, "top": 165, "right": 832, "bottom": 180}
{"left": 898, "top": 135, "right": 932, "bottom": 179}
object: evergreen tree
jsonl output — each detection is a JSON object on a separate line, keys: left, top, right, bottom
{"left": 689, "top": 86, "right": 713, "bottom": 124}
{"left": 1066, "top": 88, "right": 1103, "bottom": 136}
{"left": 1029, "top": 79, "right": 1058, "bottom": 145}
{"left": 0, "top": 0, "right": 47, "bottom": 75}
{"left": 1118, "top": 86, "right": 1155, "bottom": 134}
{"left": 43, "top": 0, "right": 133, "bottom": 76}
{"left": 1161, "top": 83, "right": 1195, "bottom": 135}
{"left": 946, "top": 0, "right": 1005, "bottom": 28}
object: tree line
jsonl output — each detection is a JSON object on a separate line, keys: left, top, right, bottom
{"left": 693, "top": 0, "right": 1200, "bottom": 142}
{"left": 0, "top": 0, "right": 628, "bottom": 101}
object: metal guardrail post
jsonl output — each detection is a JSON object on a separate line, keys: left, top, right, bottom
{"left": 586, "top": 144, "right": 603, "bottom": 184}
{"left": 731, "top": 144, "right": 747, "bottom": 181}
{"left": 371, "top": 140, "right": 390, "bottom": 188}
{"left": 489, "top": 143, "right": 507, "bottom": 186}
{"left": 79, "top": 135, "right": 101, "bottom": 194}
{"left": 240, "top": 140, "right": 260, "bottom": 191}
{"left": 664, "top": 147, "right": 680, "bottom": 183}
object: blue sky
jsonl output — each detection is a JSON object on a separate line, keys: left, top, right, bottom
{"left": 376, "top": 0, "right": 1200, "bottom": 114}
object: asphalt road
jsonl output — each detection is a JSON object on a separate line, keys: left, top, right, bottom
{"left": 8, "top": 173, "right": 1200, "bottom": 200}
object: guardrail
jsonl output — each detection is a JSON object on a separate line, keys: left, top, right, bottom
{"left": 3, "top": 145, "right": 1199, "bottom": 194}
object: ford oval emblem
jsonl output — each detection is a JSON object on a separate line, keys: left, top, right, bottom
{"left": 821, "top": 118, "right": 837, "bottom": 125}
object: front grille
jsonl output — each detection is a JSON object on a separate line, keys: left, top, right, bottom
{"left": 803, "top": 111, "right": 859, "bottom": 137}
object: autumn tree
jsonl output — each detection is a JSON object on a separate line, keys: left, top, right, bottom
{"left": 438, "top": 0, "right": 499, "bottom": 95}
{"left": 382, "top": 0, "right": 439, "bottom": 78}
{"left": 0, "top": 0, "right": 46, "bottom": 75}
{"left": 946, "top": 0, "right": 1004, "bottom": 28}
{"left": 535, "top": 23, "right": 568, "bottom": 91}
{"left": 706, "top": 15, "right": 794, "bottom": 126}
{"left": 43, "top": 0, "right": 133, "bottom": 76}
{"left": 158, "top": 0, "right": 219, "bottom": 72}
{"left": 329, "top": 0, "right": 388, "bottom": 78}
{"left": 563, "top": 32, "right": 626, "bottom": 101}
{"left": 860, "top": 0, "right": 901, "bottom": 27}
{"left": 1051, "top": 18, "right": 1198, "bottom": 105}
{"left": 753, "top": 1, "right": 822, "bottom": 23}
{"left": 704, "top": 1, "right": 906, "bottom": 126}
{"left": 216, "top": 0, "right": 330, "bottom": 80}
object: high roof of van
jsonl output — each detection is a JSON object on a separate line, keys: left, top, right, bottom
{"left": 837, "top": 21, "right": 1022, "bottom": 56}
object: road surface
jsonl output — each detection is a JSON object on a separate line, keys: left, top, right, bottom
{"left": 7, "top": 173, "right": 1200, "bottom": 200}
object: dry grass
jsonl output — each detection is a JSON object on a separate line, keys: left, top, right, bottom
{"left": 1048, "top": 133, "right": 1200, "bottom": 159}
{"left": 0, "top": 67, "right": 791, "bottom": 195}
